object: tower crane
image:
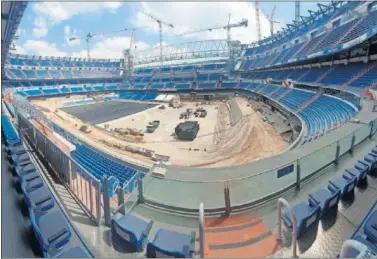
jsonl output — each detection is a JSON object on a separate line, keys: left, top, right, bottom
{"left": 178, "top": 14, "right": 248, "bottom": 73}
{"left": 255, "top": 1, "right": 262, "bottom": 41}
{"left": 268, "top": 5, "right": 280, "bottom": 36}
{"left": 123, "top": 29, "right": 137, "bottom": 79}
{"left": 69, "top": 28, "right": 138, "bottom": 59}
{"left": 136, "top": 9, "right": 174, "bottom": 66}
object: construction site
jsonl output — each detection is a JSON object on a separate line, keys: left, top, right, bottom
{"left": 30, "top": 92, "right": 293, "bottom": 169}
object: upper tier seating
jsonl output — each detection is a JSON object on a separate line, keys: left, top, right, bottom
{"left": 240, "top": 2, "right": 377, "bottom": 71}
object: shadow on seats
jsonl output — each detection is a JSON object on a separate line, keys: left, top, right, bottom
{"left": 110, "top": 230, "right": 140, "bottom": 254}
{"left": 320, "top": 208, "right": 338, "bottom": 232}
{"left": 297, "top": 220, "right": 320, "bottom": 253}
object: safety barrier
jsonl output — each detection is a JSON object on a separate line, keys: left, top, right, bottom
{"left": 16, "top": 111, "right": 102, "bottom": 226}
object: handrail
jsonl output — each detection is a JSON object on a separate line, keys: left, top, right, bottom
{"left": 277, "top": 198, "right": 297, "bottom": 258}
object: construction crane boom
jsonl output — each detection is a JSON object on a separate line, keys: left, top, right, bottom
{"left": 69, "top": 28, "right": 138, "bottom": 59}
{"left": 136, "top": 9, "right": 174, "bottom": 66}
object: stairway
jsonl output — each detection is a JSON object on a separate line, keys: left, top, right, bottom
{"left": 277, "top": 88, "right": 293, "bottom": 101}
{"left": 268, "top": 86, "right": 282, "bottom": 97}
{"left": 340, "top": 62, "right": 377, "bottom": 89}
{"left": 314, "top": 66, "right": 337, "bottom": 84}
{"left": 334, "top": 15, "right": 367, "bottom": 47}
{"left": 297, "top": 93, "right": 322, "bottom": 113}
{"left": 296, "top": 68, "right": 311, "bottom": 82}
{"left": 203, "top": 214, "right": 279, "bottom": 258}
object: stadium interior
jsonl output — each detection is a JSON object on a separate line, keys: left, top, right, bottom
{"left": 2, "top": 1, "right": 377, "bottom": 258}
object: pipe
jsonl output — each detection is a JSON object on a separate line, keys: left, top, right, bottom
{"left": 277, "top": 198, "right": 297, "bottom": 258}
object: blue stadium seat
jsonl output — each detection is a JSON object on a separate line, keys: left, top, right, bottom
{"left": 147, "top": 229, "right": 194, "bottom": 258}
{"left": 363, "top": 210, "right": 377, "bottom": 244}
{"left": 111, "top": 213, "right": 153, "bottom": 252}
{"left": 281, "top": 201, "right": 321, "bottom": 237}
{"left": 308, "top": 188, "right": 341, "bottom": 217}
{"left": 30, "top": 210, "right": 72, "bottom": 257}
{"left": 328, "top": 175, "right": 357, "bottom": 198}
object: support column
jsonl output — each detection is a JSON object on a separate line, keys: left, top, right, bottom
{"left": 117, "top": 187, "right": 125, "bottom": 215}
{"left": 296, "top": 160, "right": 301, "bottom": 190}
{"left": 138, "top": 178, "right": 144, "bottom": 204}
{"left": 335, "top": 141, "right": 340, "bottom": 165}
{"left": 102, "top": 177, "right": 111, "bottom": 227}
{"left": 224, "top": 181, "right": 231, "bottom": 216}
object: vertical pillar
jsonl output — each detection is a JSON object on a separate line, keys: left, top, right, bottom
{"left": 335, "top": 141, "right": 340, "bottom": 165}
{"left": 224, "top": 181, "right": 231, "bottom": 216}
{"left": 138, "top": 178, "right": 144, "bottom": 204}
{"left": 199, "top": 203, "right": 205, "bottom": 258}
{"left": 102, "top": 177, "right": 111, "bottom": 227}
{"left": 370, "top": 121, "right": 374, "bottom": 139}
{"left": 117, "top": 187, "right": 125, "bottom": 215}
{"left": 296, "top": 160, "right": 301, "bottom": 190}
{"left": 350, "top": 134, "right": 356, "bottom": 154}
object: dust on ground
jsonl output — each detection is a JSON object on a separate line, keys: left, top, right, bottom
{"left": 31, "top": 95, "right": 288, "bottom": 169}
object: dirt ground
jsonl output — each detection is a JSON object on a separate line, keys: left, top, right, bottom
{"left": 31, "top": 95, "right": 288, "bottom": 168}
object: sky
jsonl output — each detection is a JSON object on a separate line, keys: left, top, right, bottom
{"left": 14, "top": 2, "right": 322, "bottom": 59}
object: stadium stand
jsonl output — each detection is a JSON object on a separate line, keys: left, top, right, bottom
{"left": 1, "top": 114, "right": 93, "bottom": 258}
{"left": 240, "top": 2, "right": 377, "bottom": 70}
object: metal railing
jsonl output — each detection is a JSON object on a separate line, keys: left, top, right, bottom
{"left": 16, "top": 111, "right": 102, "bottom": 226}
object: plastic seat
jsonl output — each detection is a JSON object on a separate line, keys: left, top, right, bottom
{"left": 147, "top": 229, "right": 194, "bottom": 258}
{"left": 111, "top": 213, "right": 153, "bottom": 252}
{"left": 344, "top": 167, "right": 368, "bottom": 185}
{"left": 11, "top": 153, "right": 31, "bottom": 166}
{"left": 340, "top": 236, "right": 377, "bottom": 258}
{"left": 308, "top": 188, "right": 340, "bottom": 217}
{"left": 364, "top": 154, "right": 377, "bottom": 174}
{"left": 21, "top": 173, "right": 44, "bottom": 193}
{"left": 31, "top": 211, "right": 72, "bottom": 257}
{"left": 24, "top": 186, "right": 55, "bottom": 220}
{"left": 15, "top": 163, "right": 36, "bottom": 178}
{"left": 281, "top": 202, "right": 320, "bottom": 238}
{"left": 7, "top": 144, "right": 26, "bottom": 156}
{"left": 328, "top": 176, "right": 356, "bottom": 198}
{"left": 364, "top": 210, "right": 377, "bottom": 244}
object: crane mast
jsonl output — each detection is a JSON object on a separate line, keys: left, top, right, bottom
{"left": 136, "top": 9, "right": 174, "bottom": 66}
{"left": 178, "top": 16, "right": 248, "bottom": 73}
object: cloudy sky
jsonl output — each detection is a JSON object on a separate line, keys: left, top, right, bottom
{"left": 14, "top": 2, "right": 322, "bottom": 59}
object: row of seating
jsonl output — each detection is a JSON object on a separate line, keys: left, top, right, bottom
{"left": 134, "top": 63, "right": 227, "bottom": 75}
{"left": 6, "top": 69, "right": 120, "bottom": 80}
{"left": 8, "top": 57, "right": 121, "bottom": 68}
{"left": 133, "top": 72, "right": 226, "bottom": 84}
{"left": 112, "top": 213, "right": 195, "bottom": 257}
{"left": 3, "top": 78, "right": 122, "bottom": 88}
{"left": 243, "top": 2, "right": 361, "bottom": 57}
{"left": 1, "top": 115, "right": 91, "bottom": 258}
{"left": 282, "top": 146, "right": 377, "bottom": 239}
{"left": 241, "top": 61, "right": 377, "bottom": 92}
{"left": 244, "top": 84, "right": 357, "bottom": 142}
{"left": 119, "top": 92, "right": 158, "bottom": 101}
{"left": 241, "top": 2, "right": 376, "bottom": 70}
{"left": 72, "top": 144, "right": 141, "bottom": 197}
